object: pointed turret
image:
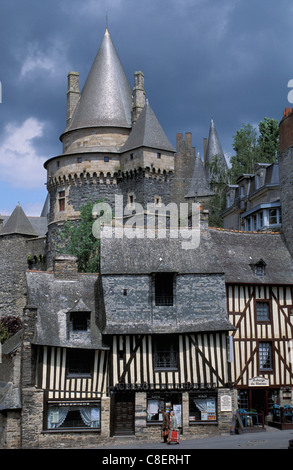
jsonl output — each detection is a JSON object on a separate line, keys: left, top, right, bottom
{"left": 64, "top": 28, "right": 132, "bottom": 133}
{"left": 205, "top": 118, "right": 228, "bottom": 181}
{"left": 122, "top": 100, "right": 175, "bottom": 153}
{"left": 0, "top": 203, "right": 38, "bottom": 237}
{"left": 185, "top": 152, "right": 215, "bottom": 200}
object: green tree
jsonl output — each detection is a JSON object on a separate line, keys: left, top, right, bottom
{"left": 257, "top": 117, "right": 279, "bottom": 162}
{"left": 229, "top": 123, "right": 258, "bottom": 183}
{"left": 206, "top": 154, "right": 229, "bottom": 227}
{"left": 58, "top": 200, "right": 101, "bottom": 273}
{"left": 229, "top": 118, "right": 279, "bottom": 184}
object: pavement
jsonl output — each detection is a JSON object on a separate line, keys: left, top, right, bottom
{"left": 101, "top": 426, "right": 293, "bottom": 450}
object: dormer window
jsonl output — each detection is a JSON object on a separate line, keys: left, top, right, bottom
{"left": 70, "top": 312, "right": 90, "bottom": 331}
{"left": 67, "top": 299, "right": 92, "bottom": 339}
{"left": 251, "top": 259, "right": 266, "bottom": 276}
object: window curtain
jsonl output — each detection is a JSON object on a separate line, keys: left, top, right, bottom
{"left": 48, "top": 406, "right": 69, "bottom": 429}
{"left": 79, "top": 406, "right": 100, "bottom": 428}
{"left": 193, "top": 399, "right": 207, "bottom": 413}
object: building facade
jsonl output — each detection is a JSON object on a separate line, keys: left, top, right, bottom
{"left": 1, "top": 28, "right": 293, "bottom": 448}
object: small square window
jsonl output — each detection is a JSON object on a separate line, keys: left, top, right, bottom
{"left": 70, "top": 312, "right": 90, "bottom": 331}
{"left": 77, "top": 157, "right": 82, "bottom": 163}
{"left": 157, "top": 152, "right": 161, "bottom": 159}
{"left": 104, "top": 156, "right": 109, "bottom": 162}
{"left": 153, "top": 334, "right": 178, "bottom": 370}
{"left": 256, "top": 301, "right": 270, "bottom": 322}
{"left": 67, "top": 349, "right": 94, "bottom": 377}
{"left": 130, "top": 153, "right": 134, "bottom": 160}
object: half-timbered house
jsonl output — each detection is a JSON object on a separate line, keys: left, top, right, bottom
{"left": 100, "top": 231, "right": 235, "bottom": 439}
{"left": 210, "top": 229, "right": 293, "bottom": 421}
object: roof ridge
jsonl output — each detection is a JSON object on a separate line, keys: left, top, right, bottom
{"left": 209, "top": 227, "right": 281, "bottom": 235}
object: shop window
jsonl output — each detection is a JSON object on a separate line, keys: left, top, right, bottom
{"left": 47, "top": 402, "right": 101, "bottom": 431}
{"left": 256, "top": 301, "right": 270, "bottom": 322}
{"left": 66, "top": 349, "right": 94, "bottom": 377}
{"left": 146, "top": 393, "right": 182, "bottom": 426}
{"left": 153, "top": 335, "right": 178, "bottom": 370}
{"left": 189, "top": 393, "right": 217, "bottom": 423}
{"left": 259, "top": 342, "right": 273, "bottom": 371}
{"left": 237, "top": 390, "right": 249, "bottom": 410}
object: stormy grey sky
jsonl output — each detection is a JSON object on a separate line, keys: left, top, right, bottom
{"left": 0, "top": 0, "right": 292, "bottom": 215}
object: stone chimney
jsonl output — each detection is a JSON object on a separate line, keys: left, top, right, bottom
{"left": 132, "top": 71, "right": 145, "bottom": 126}
{"left": 53, "top": 254, "right": 78, "bottom": 280}
{"left": 66, "top": 71, "right": 80, "bottom": 128}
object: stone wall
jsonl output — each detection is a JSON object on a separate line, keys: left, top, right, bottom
{"left": 279, "top": 146, "right": 293, "bottom": 257}
{"left": 170, "top": 133, "right": 196, "bottom": 206}
{"left": 0, "top": 235, "right": 46, "bottom": 319}
{"left": 279, "top": 108, "right": 293, "bottom": 257}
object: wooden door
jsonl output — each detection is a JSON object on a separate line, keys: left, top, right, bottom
{"left": 113, "top": 393, "right": 135, "bottom": 435}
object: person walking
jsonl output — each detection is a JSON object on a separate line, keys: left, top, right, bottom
{"left": 168, "top": 410, "right": 179, "bottom": 444}
{"left": 162, "top": 409, "right": 170, "bottom": 443}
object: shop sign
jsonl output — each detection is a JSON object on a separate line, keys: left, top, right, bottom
{"left": 249, "top": 376, "right": 269, "bottom": 387}
{"left": 220, "top": 394, "right": 232, "bottom": 412}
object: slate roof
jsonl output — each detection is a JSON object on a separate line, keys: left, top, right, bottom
{"left": 205, "top": 118, "right": 228, "bottom": 176}
{"left": 121, "top": 100, "right": 175, "bottom": 153}
{"left": 209, "top": 228, "right": 293, "bottom": 284}
{"left": 185, "top": 152, "right": 215, "bottom": 198}
{"left": 0, "top": 203, "right": 38, "bottom": 237}
{"left": 100, "top": 230, "right": 234, "bottom": 334}
{"left": 26, "top": 271, "right": 107, "bottom": 349}
{"left": 100, "top": 228, "right": 223, "bottom": 275}
{"left": 65, "top": 28, "right": 132, "bottom": 132}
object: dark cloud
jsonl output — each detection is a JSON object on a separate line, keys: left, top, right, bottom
{"left": 0, "top": 0, "right": 292, "bottom": 214}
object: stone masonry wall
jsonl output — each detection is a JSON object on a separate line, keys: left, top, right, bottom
{"left": 0, "top": 235, "right": 46, "bottom": 319}
{"left": 279, "top": 145, "right": 293, "bottom": 257}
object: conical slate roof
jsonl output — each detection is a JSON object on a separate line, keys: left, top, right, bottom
{"left": 185, "top": 152, "right": 215, "bottom": 198}
{"left": 67, "top": 29, "right": 132, "bottom": 132}
{"left": 121, "top": 100, "right": 175, "bottom": 153}
{"left": 205, "top": 118, "right": 228, "bottom": 177}
{"left": 0, "top": 203, "right": 38, "bottom": 237}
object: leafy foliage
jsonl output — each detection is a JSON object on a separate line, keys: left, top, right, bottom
{"left": 205, "top": 154, "right": 229, "bottom": 228}
{"left": 229, "top": 118, "right": 279, "bottom": 183}
{"left": 58, "top": 200, "right": 101, "bottom": 273}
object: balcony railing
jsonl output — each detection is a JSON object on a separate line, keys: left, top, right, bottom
{"left": 154, "top": 351, "right": 178, "bottom": 369}
{"left": 155, "top": 295, "right": 173, "bottom": 306}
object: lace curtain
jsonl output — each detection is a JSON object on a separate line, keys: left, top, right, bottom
{"left": 48, "top": 406, "right": 69, "bottom": 429}
{"left": 80, "top": 407, "right": 100, "bottom": 428}
{"left": 193, "top": 399, "right": 208, "bottom": 413}
{"left": 47, "top": 405, "right": 100, "bottom": 429}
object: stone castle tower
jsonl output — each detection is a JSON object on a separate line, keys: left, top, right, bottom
{"left": 44, "top": 29, "right": 175, "bottom": 263}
